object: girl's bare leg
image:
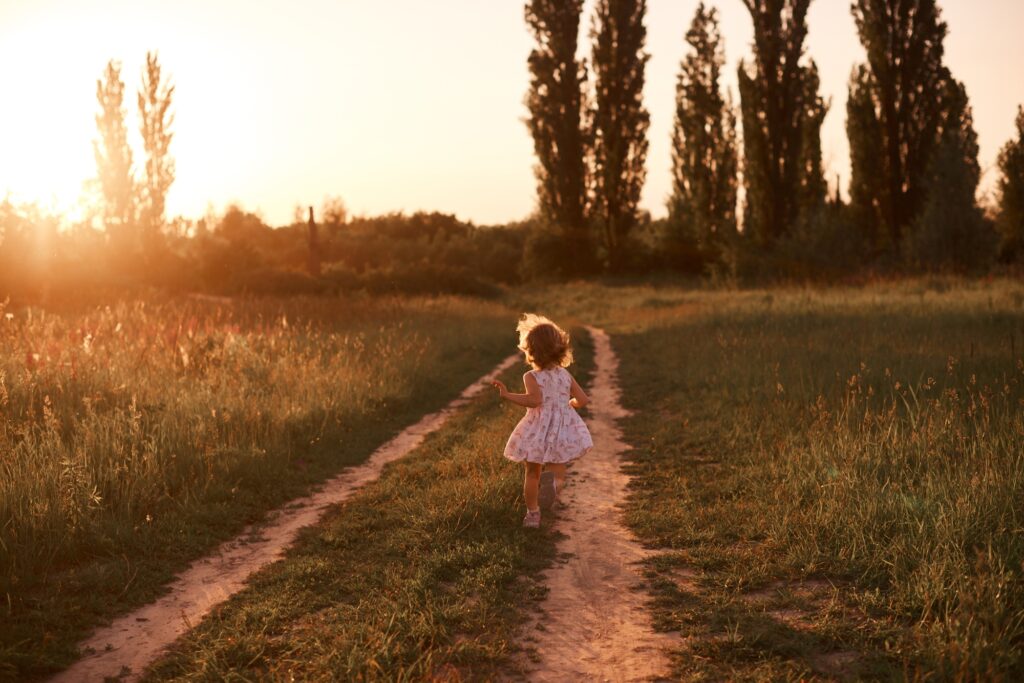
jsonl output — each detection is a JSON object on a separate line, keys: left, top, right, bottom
{"left": 523, "top": 462, "right": 542, "bottom": 511}
{"left": 545, "top": 463, "right": 567, "bottom": 493}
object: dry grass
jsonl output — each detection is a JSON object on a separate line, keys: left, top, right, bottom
{"left": 531, "top": 277, "right": 1024, "bottom": 680}
{"left": 0, "top": 293, "right": 512, "bottom": 679}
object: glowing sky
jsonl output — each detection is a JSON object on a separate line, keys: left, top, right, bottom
{"left": 1, "top": 0, "right": 1022, "bottom": 226}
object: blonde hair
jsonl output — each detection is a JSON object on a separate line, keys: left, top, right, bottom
{"left": 516, "top": 313, "right": 573, "bottom": 369}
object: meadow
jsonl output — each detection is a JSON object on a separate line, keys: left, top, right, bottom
{"left": 3, "top": 278, "right": 1023, "bottom": 681}
{"left": 533, "top": 278, "right": 1024, "bottom": 680}
{"left": 0, "top": 294, "right": 512, "bottom": 678}
{"left": 142, "top": 329, "right": 594, "bottom": 682}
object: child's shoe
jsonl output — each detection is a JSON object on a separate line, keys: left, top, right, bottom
{"left": 522, "top": 509, "right": 541, "bottom": 528}
{"left": 538, "top": 471, "right": 556, "bottom": 511}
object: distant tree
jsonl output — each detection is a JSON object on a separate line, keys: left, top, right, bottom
{"left": 846, "top": 63, "right": 885, "bottom": 242}
{"left": 737, "top": 0, "right": 827, "bottom": 247}
{"left": 906, "top": 87, "right": 996, "bottom": 272}
{"left": 524, "top": 0, "right": 592, "bottom": 265}
{"left": 321, "top": 196, "right": 348, "bottom": 229}
{"left": 797, "top": 62, "right": 828, "bottom": 213}
{"left": 137, "top": 51, "right": 175, "bottom": 237}
{"left": 94, "top": 60, "right": 135, "bottom": 238}
{"left": 667, "top": 3, "right": 737, "bottom": 271}
{"left": 848, "top": 0, "right": 972, "bottom": 254}
{"left": 996, "top": 106, "right": 1024, "bottom": 261}
{"left": 590, "top": 0, "right": 650, "bottom": 271}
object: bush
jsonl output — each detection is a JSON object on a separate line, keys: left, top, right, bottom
{"left": 231, "top": 268, "right": 326, "bottom": 296}
{"left": 905, "top": 138, "right": 998, "bottom": 272}
{"left": 322, "top": 262, "right": 501, "bottom": 299}
{"left": 520, "top": 220, "right": 602, "bottom": 280}
{"left": 774, "top": 203, "right": 868, "bottom": 279}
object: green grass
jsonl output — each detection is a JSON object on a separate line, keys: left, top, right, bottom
{"left": 545, "top": 278, "right": 1024, "bottom": 680}
{"left": 141, "top": 328, "right": 594, "bottom": 681}
{"left": 10, "top": 278, "right": 1020, "bottom": 681}
{"left": 0, "top": 294, "right": 512, "bottom": 680}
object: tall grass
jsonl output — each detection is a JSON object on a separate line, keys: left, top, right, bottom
{"left": 130, "top": 330, "right": 594, "bottom": 681}
{"left": 541, "top": 278, "right": 1024, "bottom": 679}
{"left": 0, "top": 294, "right": 511, "bottom": 679}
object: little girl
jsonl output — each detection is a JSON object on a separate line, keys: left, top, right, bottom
{"left": 492, "top": 314, "right": 593, "bottom": 528}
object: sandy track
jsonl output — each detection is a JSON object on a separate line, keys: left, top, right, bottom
{"left": 50, "top": 354, "right": 518, "bottom": 683}
{"left": 510, "top": 327, "right": 677, "bottom": 682}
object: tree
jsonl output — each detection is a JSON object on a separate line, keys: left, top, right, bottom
{"left": 846, "top": 63, "right": 885, "bottom": 244}
{"left": 848, "top": 0, "right": 969, "bottom": 253}
{"left": 996, "top": 107, "right": 1024, "bottom": 261}
{"left": 94, "top": 60, "right": 135, "bottom": 237}
{"left": 906, "top": 121, "right": 995, "bottom": 271}
{"left": 321, "top": 196, "right": 348, "bottom": 230}
{"left": 590, "top": 0, "right": 650, "bottom": 271}
{"left": 737, "top": 0, "right": 827, "bottom": 247}
{"left": 667, "top": 3, "right": 737, "bottom": 270}
{"left": 524, "top": 0, "right": 591, "bottom": 264}
{"left": 137, "top": 51, "right": 175, "bottom": 236}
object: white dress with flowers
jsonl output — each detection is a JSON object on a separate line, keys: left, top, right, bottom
{"left": 503, "top": 366, "right": 593, "bottom": 464}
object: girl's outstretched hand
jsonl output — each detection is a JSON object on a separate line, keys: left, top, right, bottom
{"left": 491, "top": 380, "right": 508, "bottom": 397}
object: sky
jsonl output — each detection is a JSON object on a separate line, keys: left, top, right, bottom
{"left": 1, "top": 0, "right": 1022, "bottom": 227}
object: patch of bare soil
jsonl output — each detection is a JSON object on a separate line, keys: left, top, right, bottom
{"left": 507, "top": 327, "right": 678, "bottom": 682}
{"left": 49, "top": 354, "right": 518, "bottom": 683}
{"left": 741, "top": 578, "right": 865, "bottom": 680}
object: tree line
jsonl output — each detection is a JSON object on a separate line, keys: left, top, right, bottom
{"left": 524, "top": 0, "right": 1024, "bottom": 277}
{"left": 4, "top": 2, "right": 1024, "bottom": 302}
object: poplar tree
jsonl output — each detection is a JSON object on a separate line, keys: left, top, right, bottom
{"left": 138, "top": 51, "right": 175, "bottom": 236}
{"left": 590, "top": 0, "right": 650, "bottom": 270}
{"left": 737, "top": 0, "right": 827, "bottom": 247}
{"left": 996, "top": 107, "right": 1024, "bottom": 261}
{"left": 94, "top": 60, "right": 135, "bottom": 237}
{"left": 524, "top": 0, "right": 590, "bottom": 251}
{"left": 847, "top": 0, "right": 971, "bottom": 253}
{"left": 667, "top": 3, "right": 737, "bottom": 269}
{"left": 906, "top": 80, "right": 995, "bottom": 270}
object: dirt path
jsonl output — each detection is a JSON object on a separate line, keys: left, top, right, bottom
{"left": 50, "top": 354, "right": 518, "bottom": 683}
{"left": 510, "top": 327, "right": 677, "bottom": 682}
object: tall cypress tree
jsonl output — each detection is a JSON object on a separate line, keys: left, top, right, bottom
{"left": 138, "top": 51, "right": 175, "bottom": 237}
{"left": 996, "top": 106, "right": 1024, "bottom": 262}
{"left": 524, "top": 0, "right": 590, "bottom": 253}
{"left": 590, "top": 0, "right": 650, "bottom": 271}
{"left": 737, "top": 0, "right": 827, "bottom": 247}
{"left": 848, "top": 0, "right": 968, "bottom": 253}
{"left": 94, "top": 60, "right": 135, "bottom": 238}
{"left": 667, "top": 2, "right": 737, "bottom": 270}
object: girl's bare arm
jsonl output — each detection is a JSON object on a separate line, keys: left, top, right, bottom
{"left": 569, "top": 375, "right": 589, "bottom": 409}
{"left": 492, "top": 372, "right": 543, "bottom": 408}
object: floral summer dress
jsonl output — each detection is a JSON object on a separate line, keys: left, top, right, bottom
{"left": 503, "top": 366, "right": 593, "bottom": 464}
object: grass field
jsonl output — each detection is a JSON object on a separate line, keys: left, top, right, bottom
{"left": 4, "top": 278, "right": 1023, "bottom": 681}
{"left": 536, "top": 278, "right": 1024, "bottom": 680}
{"left": 142, "top": 329, "right": 594, "bottom": 681}
{"left": 0, "top": 294, "right": 513, "bottom": 679}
